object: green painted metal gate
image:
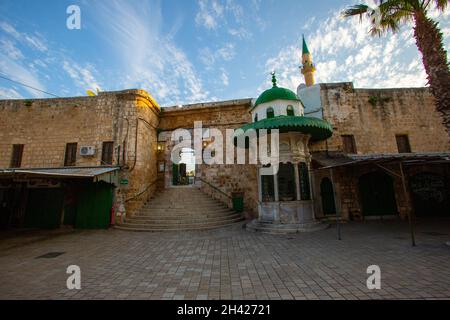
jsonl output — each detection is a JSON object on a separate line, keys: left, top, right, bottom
{"left": 75, "top": 182, "right": 113, "bottom": 229}
{"left": 24, "top": 189, "right": 64, "bottom": 229}
{"left": 172, "top": 163, "right": 179, "bottom": 186}
{"left": 358, "top": 171, "right": 398, "bottom": 217}
{"left": 320, "top": 177, "right": 336, "bottom": 216}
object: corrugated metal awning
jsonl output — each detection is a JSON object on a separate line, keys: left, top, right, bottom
{"left": 313, "top": 152, "right": 450, "bottom": 170}
{"left": 0, "top": 166, "right": 120, "bottom": 186}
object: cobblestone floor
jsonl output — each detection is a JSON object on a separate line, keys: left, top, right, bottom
{"left": 0, "top": 219, "right": 449, "bottom": 300}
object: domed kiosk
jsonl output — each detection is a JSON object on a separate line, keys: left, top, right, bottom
{"left": 236, "top": 73, "right": 333, "bottom": 233}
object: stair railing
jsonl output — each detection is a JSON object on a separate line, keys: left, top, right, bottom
{"left": 196, "top": 177, "right": 233, "bottom": 208}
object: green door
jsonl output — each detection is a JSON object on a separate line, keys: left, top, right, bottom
{"left": 320, "top": 178, "right": 336, "bottom": 216}
{"left": 75, "top": 183, "right": 113, "bottom": 229}
{"left": 24, "top": 189, "right": 64, "bottom": 229}
{"left": 172, "top": 163, "right": 179, "bottom": 186}
{"left": 358, "top": 171, "right": 398, "bottom": 217}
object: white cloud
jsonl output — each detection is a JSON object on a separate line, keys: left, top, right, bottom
{"left": 0, "top": 52, "right": 46, "bottom": 98}
{"left": 199, "top": 43, "right": 235, "bottom": 69}
{"left": 0, "top": 21, "right": 47, "bottom": 52}
{"left": 91, "top": 0, "right": 209, "bottom": 106}
{"left": 195, "top": 0, "right": 224, "bottom": 30}
{"left": 260, "top": 4, "right": 450, "bottom": 92}
{"left": 220, "top": 68, "right": 229, "bottom": 87}
{"left": 195, "top": 0, "right": 253, "bottom": 40}
{"left": 0, "top": 38, "right": 24, "bottom": 60}
{"left": 0, "top": 87, "right": 23, "bottom": 99}
{"left": 62, "top": 61, "right": 101, "bottom": 92}
{"left": 228, "top": 27, "right": 252, "bottom": 39}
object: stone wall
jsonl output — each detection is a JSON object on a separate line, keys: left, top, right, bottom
{"left": 310, "top": 83, "right": 450, "bottom": 220}
{"left": 310, "top": 83, "right": 449, "bottom": 153}
{"left": 158, "top": 99, "right": 259, "bottom": 217}
{"left": 0, "top": 89, "right": 160, "bottom": 217}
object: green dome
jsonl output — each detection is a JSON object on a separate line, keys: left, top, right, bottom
{"left": 254, "top": 72, "right": 300, "bottom": 107}
{"left": 255, "top": 86, "right": 300, "bottom": 107}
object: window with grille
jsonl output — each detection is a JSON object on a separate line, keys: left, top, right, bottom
{"left": 298, "top": 162, "right": 311, "bottom": 200}
{"left": 64, "top": 143, "right": 77, "bottom": 167}
{"left": 267, "top": 107, "right": 275, "bottom": 119}
{"left": 10, "top": 144, "right": 24, "bottom": 168}
{"left": 396, "top": 135, "right": 411, "bottom": 153}
{"left": 341, "top": 135, "right": 357, "bottom": 154}
{"left": 101, "top": 141, "right": 114, "bottom": 165}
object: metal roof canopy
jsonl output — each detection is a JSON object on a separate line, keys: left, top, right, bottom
{"left": 0, "top": 166, "right": 120, "bottom": 186}
{"left": 313, "top": 152, "right": 450, "bottom": 170}
{"left": 312, "top": 152, "right": 450, "bottom": 248}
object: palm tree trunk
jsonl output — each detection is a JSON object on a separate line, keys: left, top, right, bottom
{"left": 414, "top": 10, "right": 450, "bottom": 138}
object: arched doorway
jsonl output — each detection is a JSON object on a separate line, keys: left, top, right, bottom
{"left": 172, "top": 148, "right": 196, "bottom": 186}
{"left": 410, "top": 172, "right": 449, "bottom": 217}
{"left": 320, "top": 177, "right": 336, "bottom": 216}
{"left": 358, "top": 171, "right": 398, "bottom": 217}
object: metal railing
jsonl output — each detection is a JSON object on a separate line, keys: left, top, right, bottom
{"left": 196, "top": 177, "right": 232, "bottom": 199}
{"left": 125, "top": 179, "right": 158, "bottom": 203}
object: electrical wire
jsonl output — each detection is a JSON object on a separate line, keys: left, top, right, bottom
{"left": 0, "top": 72, "right": 60, "bottom": 98}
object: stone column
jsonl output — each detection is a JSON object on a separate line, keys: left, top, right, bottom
{"left": 294, "top": 162, "right": 301, "bottom": 201}
{"left": 274, "top": 172, "right": 279, "bottom": 202}
{"left": 273, "top": 173, "right": 280, "bottom": 223}
{"left": 307, "top": 162, "right": 316, "bottom": 220}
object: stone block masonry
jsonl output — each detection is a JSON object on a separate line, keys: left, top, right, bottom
{"left": 0, "top": 89, "right": 160, "bottom": 219}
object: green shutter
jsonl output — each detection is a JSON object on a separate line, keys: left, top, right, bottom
{"left": 75, "top": 183, "right": 113, "bottom": 229}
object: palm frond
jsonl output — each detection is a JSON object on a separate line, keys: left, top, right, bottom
{"left": 341, "top": 4, "right": 371, "bottom": 22}
{"left": 432, "top": 0, "right": 449, "bottom": 12}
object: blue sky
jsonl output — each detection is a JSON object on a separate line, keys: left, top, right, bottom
{"left": 0, "top": 0, "right": 449, "bottom": 107}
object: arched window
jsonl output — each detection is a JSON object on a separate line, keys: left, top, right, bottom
{"left": 278, "top": 163, "right": 296, "bottom": 201}
{"left": 254, "top": 114, "right": 258, "bottom": 122}
{"left": 267, "top": 107, "right": 275, "bottom": 119}
{"left": 287, "top": 105, "right": 295, "bottom": 116}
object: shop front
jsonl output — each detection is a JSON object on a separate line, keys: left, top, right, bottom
{"left": 0, "top": 167, "right": 119, "bottom": 230}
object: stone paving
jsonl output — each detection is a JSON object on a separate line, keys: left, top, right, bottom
{"left": 0, "top": 219, "right": 449, "bottom": 300}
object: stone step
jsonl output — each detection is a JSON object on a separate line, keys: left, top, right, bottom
{"left": 116, "top": 217, "right": 244, "bottom": 231}
{"left": 130, "top": 210, "right": 235, "bottom": 219}
{"left": 119, "top": 187, "right": 243, "bottom": 232}
{"left": 137, "top": 207, "right": 232, "bottom": 214}
{"left": 125, "top": 213, "right": 242, "bottom": 224}
{"left": 114, "top": 221, "right": 243, "bottom": 232}
{"left": 142, "top": 204, "right": 227, "bottom": 210}
{"left": 245, "top": 220, "right": 329, "bottom": 234}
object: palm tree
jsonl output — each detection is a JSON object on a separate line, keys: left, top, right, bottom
{"left": 342, "top": 0, "right": 450, "bottom": 136}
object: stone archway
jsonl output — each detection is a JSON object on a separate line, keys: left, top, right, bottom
{"left": 320, "top": 177, "right": 336, "bottom": 216}
{"left": 358, "top": 171, "right": 398, "bottom": 217}
{"left": 172, "top": 148, "right": 196, "bottom": 186}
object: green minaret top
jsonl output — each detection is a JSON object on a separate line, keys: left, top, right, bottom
{"left": 302, "top": 34, "right": 310, "bottom": 55}
{"left": 271, "top": 71, "right": 277, "bottom": 87}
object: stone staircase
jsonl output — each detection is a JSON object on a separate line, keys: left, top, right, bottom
{"left": 115, "top": 187, "right": 244, "bottom": 232}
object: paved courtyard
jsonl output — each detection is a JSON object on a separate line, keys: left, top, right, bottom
{"left": 0, "top": 219, "right": 449, "bottom": 300}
